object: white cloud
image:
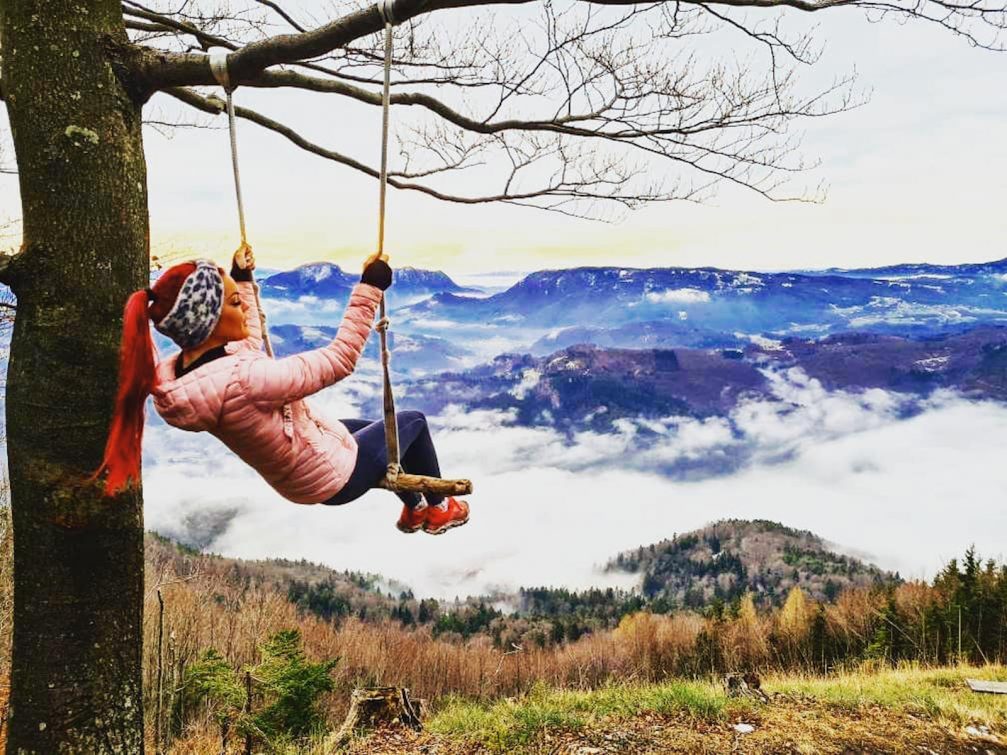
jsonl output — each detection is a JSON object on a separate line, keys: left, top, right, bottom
{"left": 511, "top": 368, "right": 542, "bottom": 399}
{"left": 730, "top": 272, "right": 765, "bottom": 288}
{"left": 827, "top": 295, "right": 1007, "bottom": 329}
{"left": 735, "top": 332, "right": 784, "bottom": 350}
{"left": 142, "top": 370, "right": 1007, "bottom": 599}
{"left": 645, "top": 288, "right": 711, "bottom": 304}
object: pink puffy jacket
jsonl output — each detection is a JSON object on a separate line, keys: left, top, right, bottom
{"left": 151, "top": 280, "right": 384, "bottom": 504}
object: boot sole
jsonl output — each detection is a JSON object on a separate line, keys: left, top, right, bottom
{"left": 423, "top": 513, "right": 469, "bottom": 536}
{"left": 397, "top": 522, "right": 424, "bottom": 534}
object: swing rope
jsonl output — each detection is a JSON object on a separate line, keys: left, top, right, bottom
{"left": 375, "top": 1, "right": 402, "bottom": 486}
{"left": 208, "top": 47, "right": 275, "bottom": 360}
{"left": 207, "top": 29, "right": 472, "bottom": 498}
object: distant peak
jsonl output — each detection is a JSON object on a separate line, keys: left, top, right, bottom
{"left": 298, "top": 261, "right": 343, "bottom": 270}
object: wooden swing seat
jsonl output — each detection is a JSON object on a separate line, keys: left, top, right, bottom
{"left": 377, "top": 473, "right": 473, "bottom": 496}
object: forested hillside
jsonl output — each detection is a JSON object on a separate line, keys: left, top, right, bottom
{"left": 607, "top": 519, "right": 894, "bottom": 608}
{"left": 146, "top": 519, "right": 896, "bottom": 649}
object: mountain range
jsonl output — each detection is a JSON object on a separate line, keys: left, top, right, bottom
{"left": 267, "top": 323, "right": 471, "bottom": 373}
{"left": 392, "top": 259, "right": 1007, "bottom": 338}
{"left": 258, "top": 263, "right": 479, "bottom": 302}
{"left": 6, "top": 256, "right": 1007, "bottom": 443}
{"left": 256, "top": 257, "right": 1007, "bottom": 347}
{"left": 383, "top": 327, "right": 1007, "bottom": 436}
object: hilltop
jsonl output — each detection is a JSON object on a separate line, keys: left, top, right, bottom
{"left": 257, "top": 263, "right": 478, "bottom": 300}
{"left": 606, "top": 519, "right": 894, "bottom": 609}
{"left": 20, "top": 517, "right": 995, "bottom": 753}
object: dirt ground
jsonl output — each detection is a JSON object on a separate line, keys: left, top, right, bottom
{"left": 348, "top": 694, "right": 1007, "bottom": 755}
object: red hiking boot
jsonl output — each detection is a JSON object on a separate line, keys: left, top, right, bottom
{"left": 396, "top": 504, "right": 426, "bottom": 534}
{"left": 423, "top": 497, "right": 470, "bottom": 535}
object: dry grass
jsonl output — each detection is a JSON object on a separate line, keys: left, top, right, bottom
{"left": 765, "top": 663, "right": 1007, "bottom": 732}
{"left": 356, "top": 664, "right": 1007, "bottom": 754}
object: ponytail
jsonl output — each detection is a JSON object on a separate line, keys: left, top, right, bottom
{"left": 90, "top": 289, "right": 158, "bottom": 496}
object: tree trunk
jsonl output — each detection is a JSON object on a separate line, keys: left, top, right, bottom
{"left": 325, "top": 687, "right": 423, "bottom": 752}
{"left": 2, "top": 1, "right": 149, "bottom": 751}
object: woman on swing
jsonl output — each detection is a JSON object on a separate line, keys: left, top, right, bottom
{"left": 92, "top": 246, "right": 470, "bottom": 536}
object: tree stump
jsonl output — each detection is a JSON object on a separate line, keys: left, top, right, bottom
{"left": 723, "top": 672, "right": 769, "bottom": 703}
{"left": 324, "top": 687, "right": 422, "bottom": 751}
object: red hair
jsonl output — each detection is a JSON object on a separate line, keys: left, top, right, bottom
{"left": 90, "top": 262, "right": 200, "bottom": 496}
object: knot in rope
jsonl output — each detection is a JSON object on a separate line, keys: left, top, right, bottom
{"left": 378, "top": 0, "right": 397, "bottom": 26}
{"left": 207, "top": 47, "right": 234, "bottom": 92}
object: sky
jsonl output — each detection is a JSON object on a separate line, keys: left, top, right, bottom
{"left": 2, "top": 2, "right": 1005, "bottom": 274}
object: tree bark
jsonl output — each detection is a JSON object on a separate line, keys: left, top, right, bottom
{"left": 325, "top": 686, "right": 423, "bottom": 752}
{"left": 2, "top": 1, "right": 149, "bottom": 751}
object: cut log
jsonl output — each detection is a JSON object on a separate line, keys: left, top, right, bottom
{"left": 723, "top": 672, "right": 769, "bottom": 703}
{"left": 377, "top": 473, "right": 473, "bottom": 496}
{"left": 324, "top": 686, "right": 422, "bottom": 752}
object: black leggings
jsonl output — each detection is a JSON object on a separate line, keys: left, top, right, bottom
{"left": 321, "top": 410, "right": 442, "bottom": 509}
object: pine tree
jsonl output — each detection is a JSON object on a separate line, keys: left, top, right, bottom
{"left": 248, "top": 629, "right": 339, "bottom": 742}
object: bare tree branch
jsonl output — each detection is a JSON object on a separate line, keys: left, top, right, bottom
{"left": 132, "top": 0, "right": 1007, "bottom": 94}
{"left": 125, "top": 19, "right": 177, "bottom": 33}
{"left": 108, "top": 0, "right": 1003, "bottom": 218}
{"left": 248, "top": 0, "right": 308, "bottom": 33}
{"left": 230, "top": 62, "right": 848, "bottom": 203}
{"left": 164, "top": 85, "right": 698, "bottom": 219}
{"left": 123, "top": 2, "right": 445, "bottom": 86}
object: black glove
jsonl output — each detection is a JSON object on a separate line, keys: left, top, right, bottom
{"left": 230, "top": 261, "right": 254, "bottom": 283}
{"left": 361, "top": 259, "right": 393, "bottom": 291}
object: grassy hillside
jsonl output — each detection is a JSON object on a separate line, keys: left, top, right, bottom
{"left": 352, "top": 665, "right": 1007, "bottom": 754}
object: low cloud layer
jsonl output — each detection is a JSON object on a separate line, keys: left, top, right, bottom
{"left": 142, "top": 370, "right": 1007, "bottom": 599}
{"left": 645, "top": 288, "right": 711, "bottom": 304}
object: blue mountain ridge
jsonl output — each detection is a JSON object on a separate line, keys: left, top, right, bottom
{"left": 394, "top": 258, "right": 1007, "bottom": 338}
{"left": 376, "top": 326, "right": 1007, "bottom": 481}
{"left": 267, "top": 323, "right": 470, "bottom": 373}
{"left": 798, "top": 257, "right": 1007, "bottom": 279}
{"left": 258, "top": 263, "right": 480, "bottom": 299}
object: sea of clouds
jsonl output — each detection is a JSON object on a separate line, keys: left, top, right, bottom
{"left": 141, "top": 367, "right": 1007, "bottom": 600}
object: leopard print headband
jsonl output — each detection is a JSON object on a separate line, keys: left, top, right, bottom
{"left": 152, "top": 259, "right": 225, "bottom": 349}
